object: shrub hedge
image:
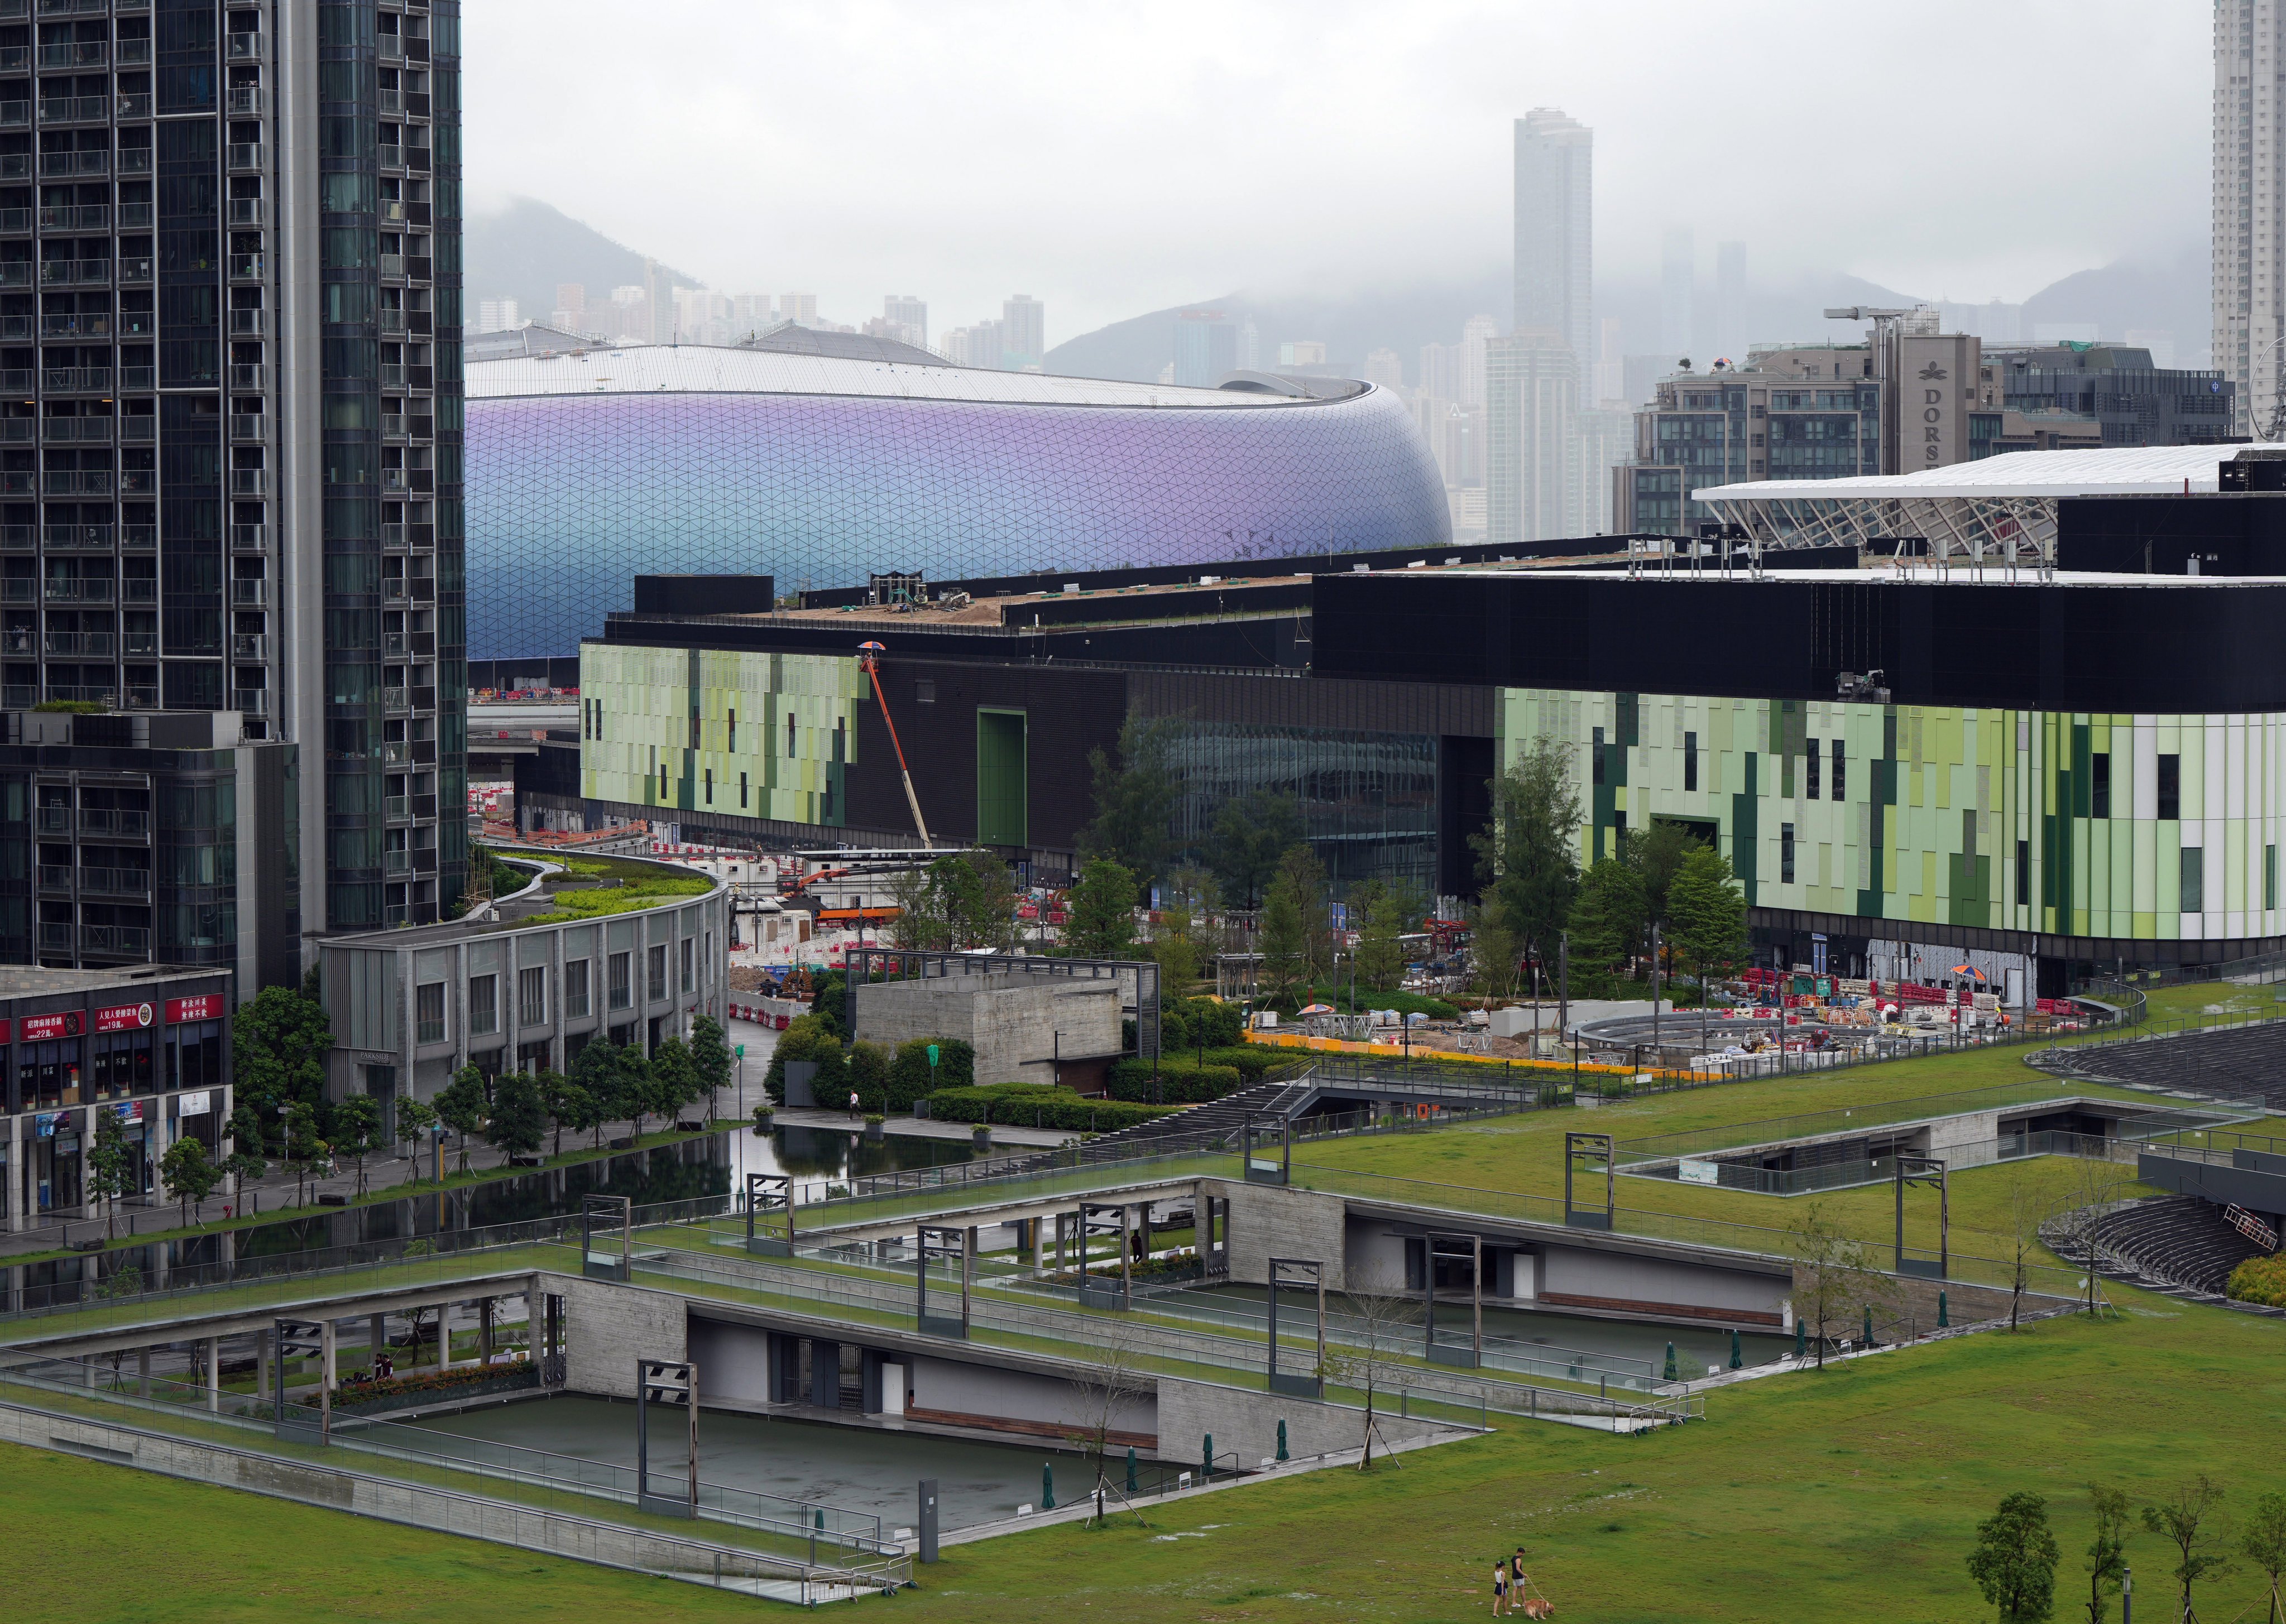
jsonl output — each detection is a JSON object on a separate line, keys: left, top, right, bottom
{"left": 1105, "top": 1059, "right": 1242, "bottom": 1104}
{"left": 924, "top": 1085, "right": 1176, "bottom": 1132}
{"left": 2227, "top": 1252, "right": 2286, "bottom": 1308}
{"left": 763, "top": 1024, "right": 973, "bottom": 1112}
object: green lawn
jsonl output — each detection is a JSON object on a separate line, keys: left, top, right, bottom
{"left": 12, "top": 1287, "right": 2285, "bottom": 1622}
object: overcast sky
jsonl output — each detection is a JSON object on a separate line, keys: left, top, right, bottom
{"left": 464, "top": 1, "right": 2208, "bottom": 344}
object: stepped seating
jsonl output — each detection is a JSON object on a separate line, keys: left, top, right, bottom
{"left": 2084, "top": 1195, "right": 2271, "bottom": 1295}
{"left": 1040, "top": 1078, "right": 1301, "bottom": 1163}
{"left": 2065, "top": 1020, "right": 2286, "bottom": 1111}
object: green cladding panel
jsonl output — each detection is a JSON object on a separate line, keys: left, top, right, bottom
{"left": 976, "top": 709, "right": 1028, "bottom": 848}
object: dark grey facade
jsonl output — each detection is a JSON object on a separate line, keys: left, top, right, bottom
{"left": 0, "top": 705, "right": 296, "bottom": 985}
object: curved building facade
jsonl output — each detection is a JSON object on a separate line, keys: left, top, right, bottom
{"left": 466, "top": 340, "right": 1449, "bottom": 659}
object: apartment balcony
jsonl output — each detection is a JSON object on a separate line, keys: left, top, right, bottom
{"left": 382, "top": 578, "right": 409, "bottom": 601}
{"left": 0, "top": 46, "right": 18, "bottom": 70}
{"left": 35, "top": 804, "right": 70, "bottom": 834}
{"left": 0, "top": 102, "right": 24, "bottom": 131}
{"left": 227, "top": 31, "right": 265, "bottom": 61}
{"left": 378, "top": 252, "right": 404, "bottom": 279}
{"left": 380, "top": 522, "right": 406, "bottom": 547}
{"left": 120, "top": 470, "right": 152, "bottom": 496}
{"left": 381, "top": 415, "right": 406, "bottom": 439}
{"left": 122, "top": 578, "right": 154, "bottom": 604}
{"left": 0, "top": 580, "right": 34, "bottom": 603}
{"left": 0, "top": 523, "right": 27, "bottom": 550}
{"left": 33, "top": 921, "right": 70, "bottom": 953}
{"left": 37, "top": 40, "right": 106, "bottom": 68}
{"left": 226, "top": 143, "right": 265, "bottom": 172}
{"left": 118, "top": 202, "right": 152, "bottom": 229}
{"left": 45, "top": 683, "right": 115, "bottom": 707}
{"left": 80, "top": 868, "right": 152, "bottom": 897}
{"left": 78, "top": 806, "right": 149, "bottom": 840}
{"left": 227, "top": 199, "right": 264, "bottom": 228}
{"left": 45, "top": 416, "right": 113, "bottom": 441}
{"left": 228, "top": 253, "right": 263, "bottom": 283}
{"left": 379, "top": 88, "right": 402, "bottom": 114}
{"left": 229, "top": 523, "right": 267, "bottom": 552}
{"left": 0, "top": 266, "right": 28, "bottom": 288}
{"left": 118, "top": 258, "right": 152, "bottom": 286}
{"left": 39, "top": 204, "right": 108, "bottom": 232}
{"left": 385, "top": 795, "right": 409, "bottom": 822}
{"left": 380, "top": 310, "right": 408, "bottom": 336}
{"left": 122, "top": 683, "right": 157, "bottom": 709}
{"left": 381, "top": 741, "right": 410, "bottom": 765}
{"left": 382, "top": 686, "right": 411, "bottom": 714}
{"left": 43, "top": 578, "right": 113, "bottom": 603}
{"left": 118, "top": 38, "right": 151, "bottom": 66}
{"left": 37, "top": 96, "right": 109, "bottom": 125}
{"left": 41, "top": 314, "right": 111, "bottom": 340}
{"left": 378, "top": 34, "right": 405, "bottom": 62}
{"left": 36, "top": 863, "right": 72, "bottom": 893}
{"left": 0, "top": 154, "right": 21, "bottom": 180}
{"left": 229, "top": 413, "right": 265, "bottom": 442}
{"left": 229, "top": 579, "right": 268, "bottom": 607}
{"left": 228, "top": 469, "right": 267, "bottom": 497}
{"left": 117, "top": 93, "right": 151, "bottom": 120}
{"left": 119, "top": 365, "right": 155, "bottom": 391}
{"left": 38, "top": 150, "right": 106, "bottom": 179}
{"left": 80, "top": 924, "right": 151, "bottom": 958}
{"left": 380, "top": 364, "right": 406, "bottom": 390}
{"left": 41, "top": 368, "right": 112, "bottom": 395}
{"left": 39, "top": 259, "right": 109, "bottom": 287}
{"left": 0, "top": 471, "right": 29, "bottom": 496}
{"left": 231, "top": 632, "right": 267, "bottom": 661}
{"left": 377, "top": 144, "right": 402, "bottom": 172}
{"left": 0, "top": 208, "right": 26, "bottom": 235}
{"left": 382, "top": 631, "right": 408, "bottom": 656}
{"left": 384, "top": 849, "right": 410, "bottom": 876}
{"left": 228, "top": 363, "right": 266, "bottom": 393}
{"left": 227, "top": 87, "right": 264, "bottom": 116}
{"left": 229, "top": 307, "right": 265, "bottom": 335}
{"left": 40, "top": 0, "right": 116, "bottom": 16}
{"left": 44, "top": 629, "right": 114, "bottom": 656}
{"left": 122, "top": 630, "right": 156, "bottom": 656}
{"left": 119, "top": 417, "right": 155, "bottom": 443}
{"left": 120, "top": 524, "right": 155, "bottom": 551}
{"left": 232, "top": 688, "right": 270, "bottom": 717}
{"left": 43, "top": 522, "right": 116, "bottom": 547}
{"left": 118, "top": 148, "right": 150, "bottom": 176}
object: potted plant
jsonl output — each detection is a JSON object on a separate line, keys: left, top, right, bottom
{"left": 751, "top": 1102, "right": 775, "bottom": 1135}
{"left": 970, "top": 1122, "right": 993, "bottom": 1151}
{"left": 862, "top": 1112, "right": 886, "bottom": 1143}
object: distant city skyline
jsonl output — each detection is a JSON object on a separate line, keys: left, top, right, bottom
{"left": 463, "top": 2, "right": 2206, "bottom": 346}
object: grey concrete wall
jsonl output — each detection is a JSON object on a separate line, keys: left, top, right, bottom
{"left": 1222, "top": 1181, "right": 1351, "bottom": 1290}
{"left": 855, "top": 976, "right": 1122, "bottom": 1085}
{"left": 1540, "top": 1245, "right": 1788, "bottom": 1323}
{"left": 1918, "top": 1110, "right": 2002, "bottom": 1159}
{"left": 903, "top": 1351, "right": 1156, "bottom": 1440}
{"left": 1789, "top": 1265, "right": 2029, "bottom": 1342}
{"left": 1155, "top": 1377, "right": 1461, "bottom": 1468}
{"left": 688, "top": 1315, "right": 774, "bottom": 1406}
{"left": 1343, "top": 1216, "right": 1413, "bottom": 1297}
{"left": 560, "top": 1277, "right": 687, "bottom": 1398}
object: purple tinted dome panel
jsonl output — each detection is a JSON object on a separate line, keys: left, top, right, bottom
{"left": 464, "top": 385, "right": 1449, "bottom": 659}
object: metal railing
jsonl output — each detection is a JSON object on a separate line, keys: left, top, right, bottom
{"left": 1611, "top": 1078, "right": 2151, "bottom": 1166}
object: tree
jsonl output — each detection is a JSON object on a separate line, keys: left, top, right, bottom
{"left": 1149, "top": 897, "right": 1204, "bottom": 988}
{"left": 159, "top": 1134, "right": 221, "bottom": 1228}
{"left": 486, "top": 1069, "right": 548, "bottom": 1161}
{"left": 224, "top": 1102, "right": 269, "bottom": 1197}
{"left": 649, "top": 1036, "right": 703, "bottom": 1126}
{"left": 1274, "top": 845, "right": 1333, "bottom": 983}
{"left": 433, "top": 1066, "right": 490, "bottom": 1175}
{"left": 2241, "top": 1490, "right": 2286, "bottom": 1624}
{"left": 2004, "top": 1165, "right": 2055, "bottom": 1332}
{"left": 1258, "top": 856, "right": 1309, "bottom": 1005}
{"left": 1789, "top": 1200, "right": 1897, "bottom": 1368}
{"left": 393, "top": 1096, "right": 438, "bottom": 1185}
{"left": 888, "top": 861, "right": 948, "bottom": 950}
{"left": 1077, "top": 715, "right": 1178, "bottom": 900}
{"left": 1967, "top": 1492, "right": 2060, "bottom": 1624}
{"left": 965, "top": 853, "right": 1024, "bottom": 952}
{"left": 2142, "top": 1475, "right": 2230, "bottom": 1624}
{"left": 1472, "top": 738, "right": 1582, "bottom": 967}
{"left": 927, "top": 852, "right": 988, "bottom": 948}
{"left": 1065, "top": 857, "right": 1139, "bottom": 959}
{"left": 1062, "top": 1323, "right": 1154, "bottom": 1526}
{"left": 1666, "top": 844, "right": 1748, "bottom": 979}
{"left": 1206, "top": 791, "right": 1303, "bottom": 910}
{"left": 332, "top": 1094, "right": 384, "bottom": 1198}
{"left": 1630, "top": 818, "right": 1702, "bottom": 929}
{"left": 85, "top": 1107, "right": 136, "bottom": 1239}
{"left": 1353, "top": 884, "right": 1408, "bottom": 993}
{"left": 1468, "top": 902, "right": 1522, "bottom": 1000}
{"left": 231, "top": 983, "right": 335, "bottom": 1118}
{"left": 536, "top": 1070, "right": 579, "bottom": 1158}
{"left": 688, "top": 1015, "right": 735, "bottom": 1119}
{"left": 569, "top": 1040, "right": 630, "bottom": 1148}
{"left": 1566, "top": 857, "right": 1647, "bottom": 974}
{"left": 847, "top": 1040, "right": 891, "bottom": 1114}
{"left": 2086, "top": 1483, "right": 2131, "bottom": 1624}
{"left": 282, "top": 1101, "right": 325, "bottom": 1207}
{"left": 1320, "top": 1290, "right": 1424, "bottom": 1470}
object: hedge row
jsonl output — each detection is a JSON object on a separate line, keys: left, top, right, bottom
{"left": 924, "top": 1085, "right": 1177, "bottom": 1132}
{"left": 1105, "top": 1060, "right": 1242, "bottom": 1104}
{"left": 2229, "top": 1253, "right": 2286, "bottom": 1308}
{"left": 763, "top": 1018, "right": 974, "bottom": 1110}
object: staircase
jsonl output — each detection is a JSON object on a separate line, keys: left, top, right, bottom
{"left": 2076, "top": 1195, "right": 2271, "bottom": 1296}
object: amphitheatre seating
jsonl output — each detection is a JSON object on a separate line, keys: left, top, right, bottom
{"left": 2084, "top": 1195, "right": 2270, "bottom": 1295}
{"left": 2058, "top": 1020, "right": 2286, "bottom": 1112}
{"left": 1037, "top": 1078, "right": 1309, "bottom": 1163}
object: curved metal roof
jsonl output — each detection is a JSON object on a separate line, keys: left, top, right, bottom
{"left": 1697, "top": 444, "right": 2245, "bottom": 503}
{"left": 468, "top": 341, "right": 1336, "bottom": 410}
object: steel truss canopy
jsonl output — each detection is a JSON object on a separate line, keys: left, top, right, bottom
{"left": 1695, "top": 445, "right": 2250, "bottom": 564}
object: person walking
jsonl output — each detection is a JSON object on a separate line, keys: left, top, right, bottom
{"left": 847, "top": 1088, "right": 860, "bottom": 1121}
{"left": 1491, "top": 1556, "right": 1508, "bottom": 1616}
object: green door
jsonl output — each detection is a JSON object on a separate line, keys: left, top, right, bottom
{"left": 976, "top": 710, "right": 1028, "bottom": 847}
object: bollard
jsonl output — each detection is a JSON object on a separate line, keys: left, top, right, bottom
{"left": 1276, "top": 1420, "right": 1288, "bottom": 1463}
{"left": 1042, "top": 1461, "right": 1054, "bottom": 1511}
{"left": 1938, "top": 1290, "right": 1949, "bottom": 1329}
{"left": 1202, "top": 1432, "right": 1213, "bottom": 1481}
{"left": 1794, "top": 1318, "right": 1806, "bottom": 1359}
{"left": 1662, "top": 1342, "right": 1677, "bottom": 1381}
{"left": 1126, "top": 1446, "right": 1139, "bottom": 1493}
{"left": 1863, "top": 1305, "right": 1873, "bottom": 1347}
{"left": 1729, "top": 1328, "right": 1742, "bottom": 1370}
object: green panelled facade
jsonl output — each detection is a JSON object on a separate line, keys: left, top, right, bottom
{"left": 975, "top": 710, "right": 1028, "bottom": 848}
{"left": 1501, "top": 689, "right": 2286, "bottom": 944}
{"left": 581, "top": 645, "right": 864, "bottom": 827}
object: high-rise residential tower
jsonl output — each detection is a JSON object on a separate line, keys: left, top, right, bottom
{"left": 1001, "top": 294, "right": 1043, "bottom": 371}
{"left": 0, "top": 0, "right": 468, "bottom": 965}
{"left": 1511, "top": 109, "right": 1591, "bottom": 381}
{"left": 1484, "top": 331, "right": 1578, "bottom": 545}
{"left": 2217, "top": 1, "right": 2284, "bottom": 435}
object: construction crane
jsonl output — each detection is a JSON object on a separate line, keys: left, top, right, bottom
{"left": 856, "top": 640, "right": 932, "bottom": 849}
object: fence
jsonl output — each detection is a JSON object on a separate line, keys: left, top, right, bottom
{"left": 1624, "top": 1128, "right": 2136, "bottom": 1198}
{"left": 1610, "top": 1078, "right": 2121, "bottom": 1167}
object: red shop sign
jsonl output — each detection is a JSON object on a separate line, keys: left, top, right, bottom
{"left": 20, "top": 1010, "right": 84, "bottom": 1041}
{"left": 166, "top": 994, "right": 224, "bottom": 1025}
{"left": 94, "top": 1002, "right": 156, "bottom": 1032}
{"left": 0, "top": 1018, "right": 11, "bottom": 1045}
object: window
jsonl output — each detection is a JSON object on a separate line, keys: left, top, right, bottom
{"left": 2016, "top": 839, "right": 2030, "bottom": 907}
{"left": 2271, "top": 845, "right": 2280, "bottom": 912}
{"left": 2181, "top": 845, "right": 2204, "bottom": 913}
{"left": 565, "top": 958, "right": 591, "bottom": 1018}
{"left": 468, "top": 973, "right": 498, "bottom": 1036}
{"left": 704, "top": 766, "right": 712, "bottom": 803}
{"left": 657, "top": 762, "right": 667, "bottom": 799}
{"left": 1592, "top": 725, "right": 1606, "bottom": 786}
{"left": 1805, "top": 738, "right": 1820, "bottom": 800}
{"left": 1831, "top": 739, "right": 1844, "bottom": 801}
{"left": 647, "top": 943, "right": 667, "bottom": 1001}
{"left": 415, "top": 981, "right": 446, "bottom": 1044}
{"left": 517, "top": 965, "right": 547, "bottom": 1028}
{"left": 786, "top": 712, "right": 796, "bottom": 755}
{"left": 1780, "top": 823, "right": 1795, "bottom": 885}
{"left": 608, "top": 950, "right": 631, "bottom": 1010}
{"left": 726, "top": 708, "right": 736, "bottom": 752}
{"left": 2092, "top": 751, "right": 2111, "bottom": 819}
{"left": 916, "top": 679, "right": 936, "bottom": 704}
{"left": 679, "top": 936, "right": 694, "bottom": 993}
{"left": 1683, "top": 730, "right": 1697, "bottom": 792}
{"left": 689, "top": 711, "right": 700, "bottom": 749}
{"left": 2157, "top": 753, "right": 2180, "bottom": 819}
{"left": 740, "top": 771, "right": 748, "bottom": 808}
